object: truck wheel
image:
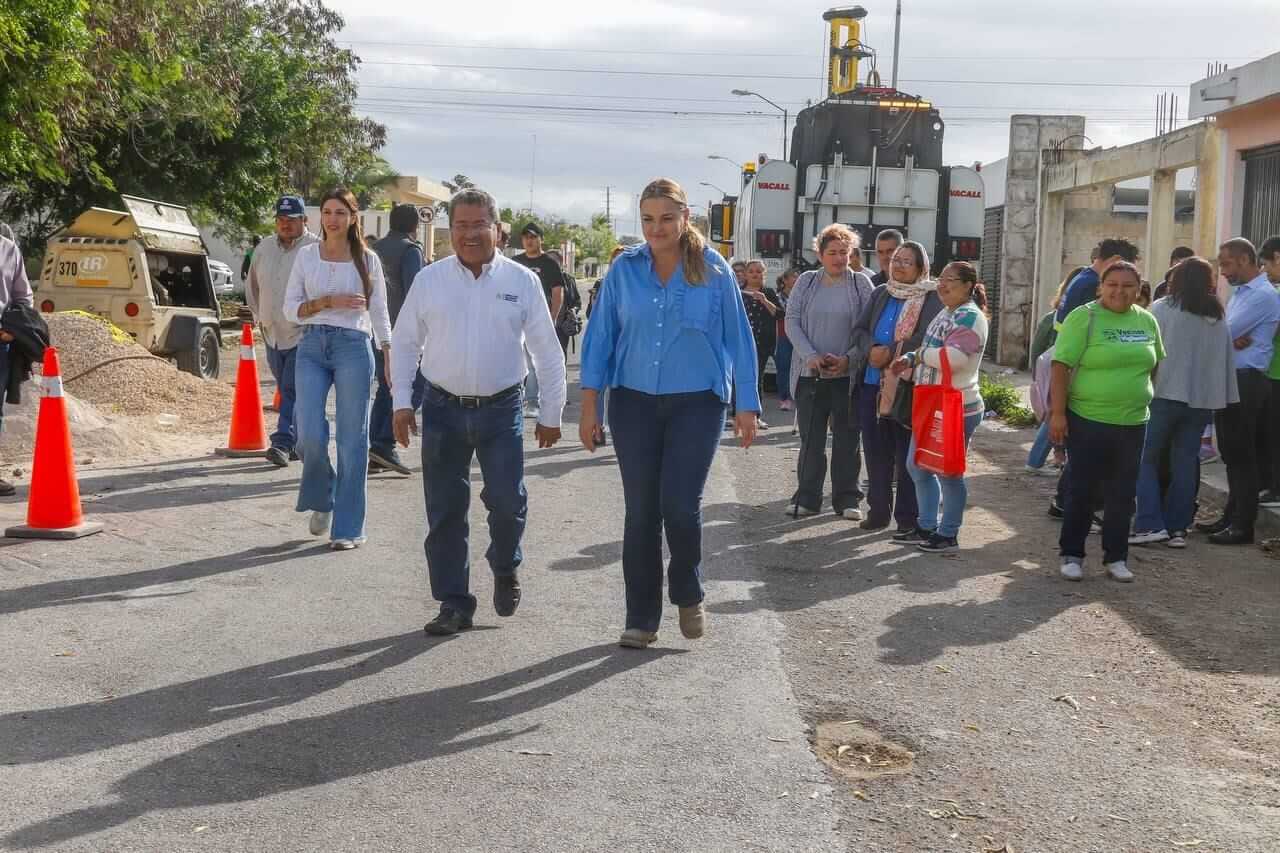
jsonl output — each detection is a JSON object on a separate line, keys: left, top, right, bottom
{"left": 176, "top": 325, "right": 220, "bottom": 380}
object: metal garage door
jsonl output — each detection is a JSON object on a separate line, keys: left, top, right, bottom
{"left": 980, "top": 206, "right": 1004, "bottom": 358}
{"left": 1242, "top": 144, "right": 1280, "bottom": 249}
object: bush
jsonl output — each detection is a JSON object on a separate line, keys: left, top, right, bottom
{"left": 979, "top": 373, "right": 1038, "bottom": 427}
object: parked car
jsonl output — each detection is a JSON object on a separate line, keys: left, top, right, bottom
{"left": 209, "top": 259, "right": 235, "bottom": 297}
{"left": 37, "top": 195, "right": 223, "bottom": 379}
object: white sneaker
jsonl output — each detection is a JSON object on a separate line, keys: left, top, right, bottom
{"left": 330, "top": 536, "right": 367, "bottom": 551}
{"left": 1024, "top": 464, "right": 1057, "bottom": 477}
{"left": 1166, "top": 531, "right": 1188, "bottom": 549}
{"left": 1105, "top": 560, "right": 1135, "bottom": 582}
{"left": 309, "top": 511, "right": 332, "bottom": 537}
{"left": 524, "top": 406, "right": 540, "bottom": 420}
{"left": 1128, "top": 529, "right": 1169, "bottom": 545}
{"left": 841, "top": 507, "right": 864, "bottom": 521}
{"left": 788, "top": 504, "right": 818, "bottom": 517}
{"left": 1060, "top": 558, "right": 1084, "bottom": 581}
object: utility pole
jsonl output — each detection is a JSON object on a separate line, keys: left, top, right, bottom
{"left": 529, "top": 133, "right": 537, "bottom": 213}
{"left": 891, "top": 0, "right": 903, "bottom": 90}
{"left": 605, "top": 186, "right": 612, "bottom": 226}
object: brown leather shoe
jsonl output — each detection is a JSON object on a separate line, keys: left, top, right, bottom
{"left": 619, "top": 628, "right": 658, "bottom": 649}
{"left": 679, "top": 603, "right": 706, "bottom": 639}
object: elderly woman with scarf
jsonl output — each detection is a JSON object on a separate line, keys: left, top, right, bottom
{"left": 849, "top": 240, "right": 943, "bottom": 533}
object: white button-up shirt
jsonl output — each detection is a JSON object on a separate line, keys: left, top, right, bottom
{"left": 391, "top": 252, "right": 567, "bottom": 427}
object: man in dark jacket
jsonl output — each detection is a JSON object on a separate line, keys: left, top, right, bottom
{"left": 369, "top": 204, "right": 426, "bottom": 475}
{"left": 0, "top": 231, "right": 35, "bottom": 496}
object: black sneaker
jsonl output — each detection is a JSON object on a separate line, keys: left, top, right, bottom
{"left": 0, "top": 478, "right": 15, "bottom": 497}
{"left": 892, "top": 526, "right": 933, "bottom": 543}
{"left": 265, "top": 446, "right": 289, "bottom": 468}
{"left": 424, "top": 608, "right": 474, "bottom": 636}
{"left": 1047, "top": 500, "right": 1064, "bottom": 519}
{"left": 918, "top": 532, "right": 959, "bottom": 553}
{"left": 369, "top": 448, "right": 411, "bottom": 476}
{"left": 1260, "top": 491, "right": 1280, "bottom": 508}
{"left": 860, "top": 517, "right": 890, "bottom": 531}
{"left": 289, "top": 449, "right": 300, "bottom": 462}
{"left": 494, "top": 573, "right": 522, "bottom": 617}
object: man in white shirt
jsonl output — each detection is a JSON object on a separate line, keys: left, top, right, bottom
{"left": 392, "top": 188, "right": 566, "bottom": 636}
{"left": 246, "top": 195, "right": 320, "bottom": 468}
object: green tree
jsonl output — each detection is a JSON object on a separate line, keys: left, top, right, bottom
{"left": 1, "top": 0, "right": 386, "bottom": 254}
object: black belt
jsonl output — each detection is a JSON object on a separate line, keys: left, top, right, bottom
{"left": 427, "top": 381, "right": 521, "bottom": 409}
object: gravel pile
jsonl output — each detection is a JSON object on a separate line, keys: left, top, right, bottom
{"left": 45, "top": 312, "right": 234, "bottom": 431}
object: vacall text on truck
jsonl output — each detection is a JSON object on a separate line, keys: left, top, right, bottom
{"left": 36, "top": 195, "right": 224, "bottom": 379}
{"left": 724, "top": 5, "right": 984, "bottom": 280}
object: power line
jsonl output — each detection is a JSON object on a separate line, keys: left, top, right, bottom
{"left": 357, "top": 59, "right": 1188, "bottom": 88}
{"left": 339, "top": 38, "right": 1259, "bottom": 64}
{"left": 357, "top": 83, "right": 1160, "bottom": 112}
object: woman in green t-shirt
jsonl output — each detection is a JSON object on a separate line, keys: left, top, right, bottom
{"left": 1050, "top": 261, "right": 1165, "bottom": 583}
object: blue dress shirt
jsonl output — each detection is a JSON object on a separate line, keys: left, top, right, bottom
{"left": 1227, "top": 272, "right": 1280, "bottom": 371}
{"left": 864, "top": 296, "right": 904, "bottom": 386}
{"left": 580, "top": 244, "right": 761, "bottom": 412}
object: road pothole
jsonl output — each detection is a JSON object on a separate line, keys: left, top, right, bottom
{"left": 812, "top": 719, "right": 915, "bottom": 782}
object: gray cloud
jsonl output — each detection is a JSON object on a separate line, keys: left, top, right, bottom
{"left": 332, "top": 0, "right": 1275, "bottom": 224}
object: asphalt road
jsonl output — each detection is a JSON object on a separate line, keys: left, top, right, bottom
{"left": 0, "top": 379, "right": 839, "bottom": 852}
{"left": 1, "top": 361, "right": 1276, "bottom": 852}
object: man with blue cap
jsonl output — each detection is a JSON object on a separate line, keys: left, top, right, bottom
{"left": 247, "top": 195, "right": 320, "bottom": 467}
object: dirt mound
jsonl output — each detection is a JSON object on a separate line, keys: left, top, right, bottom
{"left": 0, "top": 313, "right": 238, "bottom": 465}
{"left": 812, "top": 719, "right": 915, "bottom": 782}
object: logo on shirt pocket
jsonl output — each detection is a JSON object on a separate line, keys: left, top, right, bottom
{"left": 498, "top": 293, "right": 519, "bottom": 303}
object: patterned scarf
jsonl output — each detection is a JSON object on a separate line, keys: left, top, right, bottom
{"left": 886, "top": 275, "right": 937, "bottom": 342}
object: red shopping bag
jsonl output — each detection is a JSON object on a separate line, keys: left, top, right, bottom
{"left": 911, "top": 349, "right": 967, "bottom": 477}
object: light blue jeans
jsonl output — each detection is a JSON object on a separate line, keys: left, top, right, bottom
{"left": 1026, "top": 420, "right": 1053, "bottom": 468}
{"left": 906, "top": 409, "right": 984, "bottom": 538}
{"left": 294, "top": 325, "right": 375, "bottom": 541}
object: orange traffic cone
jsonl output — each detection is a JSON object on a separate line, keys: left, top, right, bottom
{"left": 4, "top": 348, "right": 104, "bottom": 540}
{"left": 216, "top": 323, "right": 269, "bottom": 457}
{"left": 269, "top": 387, "right": 281, "bottom": 412}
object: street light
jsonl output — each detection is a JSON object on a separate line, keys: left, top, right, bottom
{"left": 731, "top": 89, "right": 788, "bottom": 162}
{"left": 707, "top": 154, "right": 738, "bottom": 167}
{"left": 699, "top": 180, "right": 729, "bottom": 197}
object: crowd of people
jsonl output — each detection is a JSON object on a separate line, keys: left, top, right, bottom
{"left": 1035, "top": 234, "right": 1280, "bottom": 583}
{"left": 7, "top": 171, "right": 1279, "bottom": 647}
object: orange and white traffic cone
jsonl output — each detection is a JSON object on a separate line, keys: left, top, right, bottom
{"left": 268, "top": 387, "right": 281, "bottom": 412}
{"left": 216, "top": 323, "right": 269, "bottom": 457}
{"left": 4, "top": 348, "right": 104, "bottom": 540}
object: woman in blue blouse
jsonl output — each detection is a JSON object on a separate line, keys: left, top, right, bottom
{"left": 579, "top": 178, "right": 760, "bottom": 650}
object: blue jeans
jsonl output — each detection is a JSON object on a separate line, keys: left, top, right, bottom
{"left": 419, "top": 383, "right": 526, "bottom": 618}
{"left": 369, "top": 342, "right": 425, "bottom": 458}
{"left": 610, "top": 387, "right": 725, "bottom": 633}
{"left": 1026, "top": 420, "right": 1053, "bottom": 468}
{"left": 1060, "top": 411, "right": 1146, "bottom": 563}
{"left": 774, "top": 337, "right": 794, "bottom": 402}
{"left": 1135, "top": 398, "right": 1212, "bottom": 534}
{"left": 294, "top": 326, "right": 374, "bottom": 541}
{"left": 855, "top": 384, "right": 918, "bottom": 528}
{"left": 264, "top": 344, "right": 297, "bottom": 452}
{"left": 907, "top": 409, "right": 983, "bottom": 538}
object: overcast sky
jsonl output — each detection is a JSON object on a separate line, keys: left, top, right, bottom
{"left": 331, "top": 0, "right": 1275, "bottom": 230}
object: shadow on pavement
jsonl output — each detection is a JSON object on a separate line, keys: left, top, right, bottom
{"left": 0, "top": 541, "right": 320, "bottom": 616}
{"left": 0, "top": 632, "right": 432, "bottom": 764}
{"left": 5, "top": 644, "right": 675, "bottom": 848}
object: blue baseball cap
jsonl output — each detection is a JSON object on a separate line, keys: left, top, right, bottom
{"left": 275, "top": 195, "right": 306, "bottom": 219}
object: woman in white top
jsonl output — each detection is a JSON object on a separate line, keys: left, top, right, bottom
{"left": 285, "top": 187, "right": 393, "bottom": 550}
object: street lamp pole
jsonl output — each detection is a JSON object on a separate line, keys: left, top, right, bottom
{"left": 731, "top": 90, "right": 788, "bottom": 162}
{"left": 699, "top": 180, "right": 729, "bottom": 197}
